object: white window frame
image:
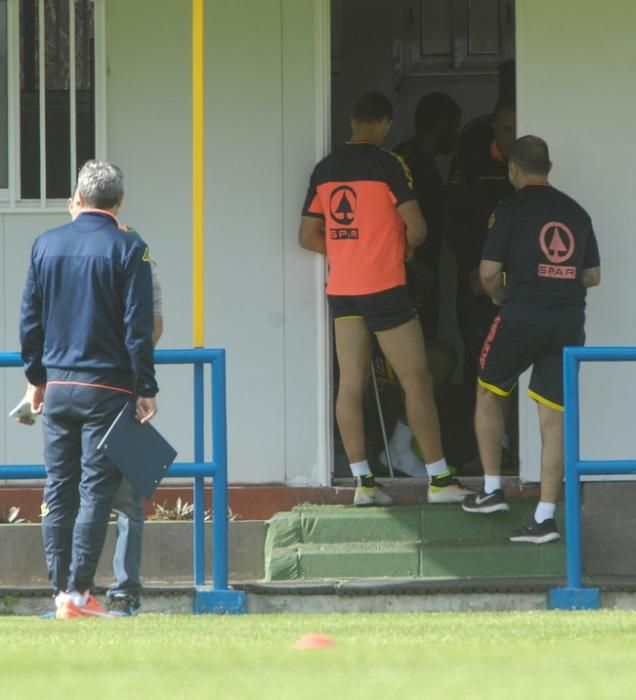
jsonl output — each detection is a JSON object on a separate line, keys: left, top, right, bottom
{"left": 0, "top": 0, "right": 106, "bottom": 212}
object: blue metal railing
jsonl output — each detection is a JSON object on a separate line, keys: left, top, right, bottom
{"left": 0, "top": 348, "right": 246, "bottom": 614}
{"left": 550, "top": 346, "right": 636, "bottom": 610}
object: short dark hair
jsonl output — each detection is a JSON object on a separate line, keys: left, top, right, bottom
{"left": 509, "top": 135, "right": 551, "bottom": 176}
{"left": 414, "top": 92, "right": 461, "bottom": 133}
{"left": 351, "top": 92, "right": 394, "bottom": 123}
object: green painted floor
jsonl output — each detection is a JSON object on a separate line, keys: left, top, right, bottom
{"left": 264, "top": 502, "right": 564, "bottom": 581}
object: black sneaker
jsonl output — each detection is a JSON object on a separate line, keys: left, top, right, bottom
{"left": 462, "top": 488, "right": 509, "bottom": 514}
{"left": 106, "top": 594, "right": 141, "bottom": 617}
{"left": 510, "top": 517, "right": 560, "bottom": 544}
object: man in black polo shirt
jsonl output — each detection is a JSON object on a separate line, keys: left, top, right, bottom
{"left": 462, "top": 136, "right": 601, "bottom": 544}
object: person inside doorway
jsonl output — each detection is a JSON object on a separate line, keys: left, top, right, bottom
{"left": 298, "top": 91, "right": 473, "bottom": 506}
{"left": 445, "top": 96, "right": 517, "bottom": 471}
{"left": 374, "top": 92, "right": 462, "bottom": 478}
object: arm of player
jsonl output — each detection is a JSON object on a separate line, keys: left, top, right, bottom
{"left": 480, "top": 259, "right": 505, "bottom": 305}
{"left": 298, "top": 215, "right": 326, "bottom": 255}
{"left": 397, "top": 199, "right": 427, "bottom": 253}
{"left": 581, "top": 266, "right": 601, "bottom": 288}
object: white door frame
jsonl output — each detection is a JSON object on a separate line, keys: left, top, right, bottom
{"left": 313, "top": 0, "right": 333, "bottom": 486}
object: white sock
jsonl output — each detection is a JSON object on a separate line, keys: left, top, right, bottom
{"left": 425, "top": 458, "right": 448, "bottom": 479}
{"left": 484, "top": 475, "right": 502, "bottom": 494}
{"left": 389, "top": 420, "right": 413, "bottom": 454}
{"left": 350, "top": 460, "right": 372, "bottom": 478}
{"left": 534, "top": 502, "right": 556, "bottom": 523}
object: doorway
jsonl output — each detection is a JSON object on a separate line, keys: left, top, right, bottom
{"left": 329, "top": 0, "right": 516, "bottom": 481}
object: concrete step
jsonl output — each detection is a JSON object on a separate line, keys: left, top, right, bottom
{"left": 272, "top": 502, "right": 545, "bottom": 545}
{"left": 264, "top": 502, "right": 565, "bottom": 581}
{"left": 296, "top": 541, "right": 564, "bottom": 579}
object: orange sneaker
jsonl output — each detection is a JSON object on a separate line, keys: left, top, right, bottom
{"left": 56, "top": 591, "right": 111, "bottom": 619}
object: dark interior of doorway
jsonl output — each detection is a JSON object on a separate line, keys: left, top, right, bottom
{"left": 330, "top": 0, "right": 517, "bottom": 480}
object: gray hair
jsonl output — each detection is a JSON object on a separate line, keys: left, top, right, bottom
{"left": 509, "top": 135, "right": 551, "bottom": 176}
{"left": 76, "top": 159, "right": 124, "bottom": 209}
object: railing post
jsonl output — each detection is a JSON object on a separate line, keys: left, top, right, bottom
{"left": 193, "top": 361, "right": 205, "bottom": 586}
{"left": 564, "top": 348, "right": 583, "bottom": 590}
{"left": 212, "top": 350, "right": 228, "bottom": 590}
{"left": 550, "top": 347, "right": 601, "bottom": 610}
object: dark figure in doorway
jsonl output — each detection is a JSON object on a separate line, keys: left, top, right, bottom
{"left": 374, "top": 92, "right": 461, "bottom": 478}
{"left": 445, "top": 97, "right": 516, "bottom": 468}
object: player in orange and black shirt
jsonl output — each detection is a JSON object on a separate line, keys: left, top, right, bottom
{"left": 462, "top": 136, "right": 601, "bottom": 544}
{"left": 299, "top": 91, "right": 473, "bottom": 507}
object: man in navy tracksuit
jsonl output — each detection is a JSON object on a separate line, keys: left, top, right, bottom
{"left": 19, "top": 159, "right": 158, "bottom": 619}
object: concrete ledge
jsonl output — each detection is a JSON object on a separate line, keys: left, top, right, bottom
{"left": 7, "top": 577, "right": 636, "bottom": 615}
{"left": 0, "top": 520, "right": 265, "bottom": 587}
{"left": 583, "top": 483, "right": 636, "bottom": 575}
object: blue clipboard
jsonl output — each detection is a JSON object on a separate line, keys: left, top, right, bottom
{"left": 97, "top": 400, "right": 177, "bottom": 499}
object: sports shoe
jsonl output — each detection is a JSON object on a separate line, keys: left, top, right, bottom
{"left": 106, "top": 594, "right": 141, "bottom": 617}
{"left": 462, "top": 488, "right": 509, "bottom": 514}
{"left": 509, "top": 517, "right": 560, "bottom": 544}
{"left": 379, "top": 449, "right": 428, "bottom": 478}
{"left": 353, "top": 485, "right": 394, "bottom": 507}
{"left": 427, "top": 472, "right": 474, "bottom": 504}
{"left": 56, "top": 591, "right": 111, "bottom": 619}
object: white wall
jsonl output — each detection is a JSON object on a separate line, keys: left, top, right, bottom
{"left": 517, "top": 0, "right": 636, "bottom": 477}
{"left": 1, "top": 212, "right": 67, "bottom": 479}
{"left": 105, "top": 0, "right": 327, "bottom": 483}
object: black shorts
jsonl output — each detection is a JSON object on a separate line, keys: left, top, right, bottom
{"left": 328, "top": 285, "right": 418, "bottom": 333}
{"left": 478, "top": 304, "right": 585, "bottom": 410}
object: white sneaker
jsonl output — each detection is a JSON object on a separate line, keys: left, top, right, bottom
{"left": 379, "top": 449, "right": 428, "bottom": 478}
{"left": 353, "top": 485, "right": 394, "bottom": 507}
{"left": 427, "top": 473, "right": 474, "bottom": 504}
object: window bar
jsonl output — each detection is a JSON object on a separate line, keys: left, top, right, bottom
{"left": 69, "top": 0, "right": 76, "bottom": 192}
{"left": 38, "top": 0, "right": 46, "bottom": 206}
{"left": 7, "top": 0, "right": 18, "bottom": 206}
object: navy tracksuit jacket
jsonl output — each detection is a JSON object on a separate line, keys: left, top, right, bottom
{"left": 19, "top": 210, "right": 158, "bottom": 594}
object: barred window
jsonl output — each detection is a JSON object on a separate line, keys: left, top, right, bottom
{"left": 1, "top": 0, "right": 100, "bottom": 206}
{"left": 0, "top": 2, "right": 8, "bottom": 190}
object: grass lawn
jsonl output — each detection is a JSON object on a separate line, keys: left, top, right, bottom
{"left": 2, "top": 611, "right": 636, "bottom": 699}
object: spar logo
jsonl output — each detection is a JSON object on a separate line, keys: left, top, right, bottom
{"left": 329, "top": 186, "right": 359, "bottom": 240}
{"left": 538, "top": 221, "right": 576, "bottom": 279}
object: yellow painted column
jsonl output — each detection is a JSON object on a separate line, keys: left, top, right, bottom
{"left": 192, "top": 0, "right": 204, "bottom": 347}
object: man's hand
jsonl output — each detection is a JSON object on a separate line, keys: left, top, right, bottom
{"left": 26, "top": 383, "right": 45, "bottom": 414}
{"left": 136, "top": 396, "right": 157, "bottom": 424}
{"left": 11, "top": 383, "right": 45, "bottom": 425}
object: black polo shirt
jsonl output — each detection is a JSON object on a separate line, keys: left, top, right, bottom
{"left": 482, "top": 185, "right": 600, "bottom": 309}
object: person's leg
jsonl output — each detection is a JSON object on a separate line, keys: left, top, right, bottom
{"left": 537, "top": 401, "right": 564, "bottom": 506}
{"left": 108, "top": 477, "right": 144, "bottom": 613}
{"left": 474, "top": 383, "right": 505, "bottom": 478}
{"left": 375, "top": 318, "right": 442, "bottom": 463}
{"left": 510, "top": 348, "right": 564, "bottom": 544}
{"left": 67, "top": 389, "right": 125, "bottom": 595}
{"left": 334, "top": 317, "right": 392, "bottom": 506}
{"left": 41, "top": 388, "right": 82, "bottom": 595}
{"left": 463, "top": 309, "right": 530, "bottom": 514}
{"left": 375, "top": 318, "right": 472, "bottom": 503}
{"left": 334, "top": 317, "right": 372, "bottom": 466}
